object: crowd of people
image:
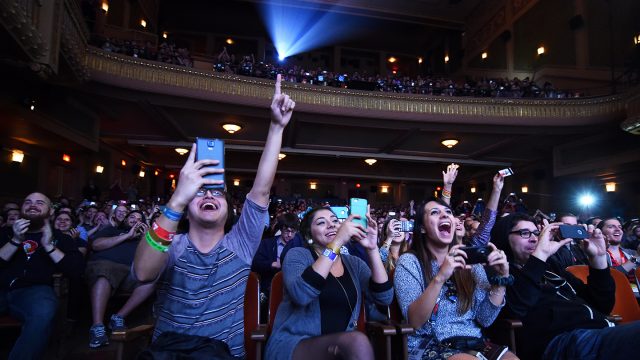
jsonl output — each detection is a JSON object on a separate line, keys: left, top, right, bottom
{"left": 99, "top": 38, "right": 194, "bottom": 67}
{"left": 1, "top": 77, "right": 639, "bottom": 360}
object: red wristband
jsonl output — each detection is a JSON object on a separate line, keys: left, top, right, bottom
{"left": 152, "top": 222, "right": 175, "bottom": 242}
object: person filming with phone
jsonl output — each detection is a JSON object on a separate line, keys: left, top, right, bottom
{"left": 394, "top": 198, "right": 517, "bottom": 360}
{"left": 133, "top": 74, "right": 294, "bottom": 358}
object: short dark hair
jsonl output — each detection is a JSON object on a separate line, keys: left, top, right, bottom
{"left": 491, "top": 213, "right": 536, "bottom": 262}
{"left": 277, "top": 213, "right": 299, "bottom": 231}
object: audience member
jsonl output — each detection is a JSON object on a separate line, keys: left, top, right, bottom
{"left": 133, "top": 74, "right": 293, "bottom": 358}
{"left": 394, "top": 197, "right": 516, "bottom": 359}
{"left": 546, "top": 213, "right": 589, "bottom": 273}
{"left": 491, "top": 214, "right": 640, "bottom": 360}
{"left": 265, "top": 206, "right": 392, "bottom": 360}
{"left": 0, "top": 192, "right": 84, "bottom": 360}
{"left": 598, "top": 217, "right": 638, "bottom": 282}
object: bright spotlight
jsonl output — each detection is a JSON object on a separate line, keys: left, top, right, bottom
{"left": 278, "top": 54, "right": 285, "bottom": 61}
{"left": 578, "top": 193, "right": 596, "bottom": 207}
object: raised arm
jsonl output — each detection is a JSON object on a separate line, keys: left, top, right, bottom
{"left": 469, "top": 173, "right": 504, "bottom": 246}
{"left": 441, "top": 163, "right": 459, "bottom": 206}
{"left": 247, "top": 74, "right": 294, "bottom": 207}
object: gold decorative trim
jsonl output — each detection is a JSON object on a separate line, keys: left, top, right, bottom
{"left": 84, "top": 48, "right": 629, "bottom": 120}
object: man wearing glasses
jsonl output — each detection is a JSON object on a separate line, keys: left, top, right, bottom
{"left": 491, "top": 213, "right": 640, "bottom": 360}
{"left": 133, "top": 74, "right": 294, "bottom": 358}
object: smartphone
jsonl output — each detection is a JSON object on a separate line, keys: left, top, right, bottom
{"left": 195, "top": 138, "right": 225, "bottom": 189}
{"left": 459, "top": 245, "right": 491, "bottom": 264}
{"left": 330, "top": 206, "right": 349, "bottom": 220}
{"left": 559, "top": 225, "right": 588, "bottom": 239}
{"left": 349, "top": 198, "right": 368, "bottom": 229}
{"left": 400, "top": 220, "right": 414, "bottom": 233}
{"left": 498, "top": 168, "right": 514, "bottom": 177}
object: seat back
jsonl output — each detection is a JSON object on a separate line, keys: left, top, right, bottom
{"left": 567, "top": 265, "right": 640, "bottom": 323}
{"left": 244, "top": 272, "right": 261, "bottom": 360}
{"left": 268, "top": 271, "right": 284, "bottom": 335}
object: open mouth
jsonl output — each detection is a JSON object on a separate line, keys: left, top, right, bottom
{"left": 199, "top": 201, "right": 219, "bottom": 211}
{"left": 325, "top": 231, "right": 337, "bottom": 238}
{"left": 438, "top": 221, "right": 452, "bottom": 237}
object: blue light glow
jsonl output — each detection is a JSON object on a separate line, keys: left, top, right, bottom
{"left": 259, "top": 1, "right": 364, "bottom": 60}
{"left": 578, "top": 193, "right": 596, "bottom": 207}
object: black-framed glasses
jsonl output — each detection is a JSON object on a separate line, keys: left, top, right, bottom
{"left": 509, "top": 229, "right": 540, "bottom": 239}
{"left": 195, "top": 188, "right": 226, "bottom": 197}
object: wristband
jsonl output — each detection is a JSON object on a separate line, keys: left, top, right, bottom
{"left": 149, "top": 227, "right": 173, "bottom": 247}
{"left": 145, "top": 231, "right": 169, "bottom": 253}
{"left": 162, "top": 206, "right": 183, "bottom": 222}
{"left": 322, "top": 247, "right": 338, "bottom": 261}
{"left": 488, "top": 274, "right": 514, "bottom": 286}
{"left": 9, "top": 239, "right": 22, "bottom": 247}
{"left": 442, "top": 189, "right": 452, "bottom": 198}
{"left": 152, "top": 222, "right": 175, "bottom": 242}
{"left": 45, "top": 247, "right": 56, "bottom": 255}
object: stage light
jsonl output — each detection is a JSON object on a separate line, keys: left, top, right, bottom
{"left": 11, "top": 150, "right": 24, "bottom": 163}
{"left": 96, "top": 165, "right": 104, "bottom": 174}
{"left": 578, "top": 193, "right": 595, "bottom": 207}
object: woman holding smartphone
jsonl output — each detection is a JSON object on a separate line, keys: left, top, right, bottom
{"left": 265, "top": 206, "right": 393, "bottom": 360}
{"left": 394, "top": 198, "right": 517, "bottom": 360}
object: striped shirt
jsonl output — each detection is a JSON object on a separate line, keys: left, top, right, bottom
{"left": 152, "top": 197, "right": 267, "bottom": 358}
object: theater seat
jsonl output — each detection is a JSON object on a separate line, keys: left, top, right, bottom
{"left": 566, "top": 265, "right": 640, "bottom": 324}
{"left": 245, "top": 271, "right": 267, "bottom": 360}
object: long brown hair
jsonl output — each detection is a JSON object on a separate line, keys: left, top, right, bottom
{"left": 410, "top": 198, "right": 476, "bottom": 314}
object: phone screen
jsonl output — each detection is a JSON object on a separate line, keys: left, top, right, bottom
{"left": 195, "top": 138, "right": 225, "bottom": 189}
{"left": 349, "top": 198, "right": 368, "bottom": 229}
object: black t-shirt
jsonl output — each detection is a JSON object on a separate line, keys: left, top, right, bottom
{"left": 88, "top": 225, "right": 139, "bottom": 265}
{"left": 319, "top": 265, "right": 357, "bottom": 334}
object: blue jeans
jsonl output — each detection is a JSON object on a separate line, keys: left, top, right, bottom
{"left": 0, "top": 285, "right": 58, "bottom": 360}
{"left": 543, "top": 321, "right": 640, "bottom": 360}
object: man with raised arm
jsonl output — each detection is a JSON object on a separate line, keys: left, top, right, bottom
{"left": 133, "top": 74, "right": 294, "bottom": 358}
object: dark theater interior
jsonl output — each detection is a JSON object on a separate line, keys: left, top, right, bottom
{"left": 1, "top": 0, "right": 639, "bottom": 359}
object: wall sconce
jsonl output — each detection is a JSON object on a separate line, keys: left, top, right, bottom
{"left": 537, "top": 46, "right": 545, "bottom": 55}
{"left": 96, "top": 165, "right": 104, "bottom": 174}
{"left": 222, "top": 123, "right": 242, "bottom": 134}
{"left": 441, "top": 139, "right": 459, "bottom": 148}
{"left": 470, "top": 186, "right": 476, "bottom": 193}
{"left": 162, "top": 32, "right": 168, "bottom": 39}
{"left": 154, "top": 169, "right": 159, "bottom": 176}
{"left": 387, "top": 56, "right": 397, "bottom": 63}
{"left": 309, "top": 182, "right": 317, "bottom": 190}
{"left": 226, "top": 38, "right": 234, "bottom": 45}
{"left": 634, "top": 35, "right": 639, "bottom": 45}
{"left": 364, "top": 158, "right": 377, "bottom": 166}
{"left": 139, "top": 170, "right": 145, "bottom": 178}
{"left": 444, "top": 55, "right": 450, "bottom": 63}
{"left": 11, "top": 150, "right": 24, "bottom": 163}
{"left": 121, "top": 159, "right": 127, "bottom": 166}
{"left": 233, "top": 179, "right": 240, "bottom": 186}
{"left": 521, "top": 185, "right": 529, "bottom": 193}
{"left": 62, "top": 154, "right": 71, "bottom": 162}
{"left": 418, "top": 57, "right": 423, "bottom": 64}
{"left": 481, "top": 52, "right": 488, "bottom": 59}
{"left": 605, "top": 182, "right": 616, "bottom": 192}
{"left": 101, "top": 1, "right": 108, "bottom": 12}
{"left": 278, "top": 153, "right": 286, "bottom": 160}
{"left": 381, "top": 185, "right": 389, "bottom": 193}
{"left": 140, "top": 19, "right": 147, "bottom": 28}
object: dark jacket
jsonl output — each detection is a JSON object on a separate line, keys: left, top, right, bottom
{"left": 547, "top": 243, "right": 589, "bottom": 274}
{"left": 251, "top": 234, "right": 301, "bottom": 292}
{"left": 503, "top": 256, "right": 615, "bottom": 360}
{"left": 0, "top": 227, "right": 85, "bottom": 290}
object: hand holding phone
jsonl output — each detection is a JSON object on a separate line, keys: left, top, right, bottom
{"left": 349, "top": 198, "right": 368, "bottom": 229}
{"left": 195, "top": 138, "right": 225, "bottom": 189}
{"left": 558, "top": 224, "right": 588, "bottom": 240}
{"left": 459, "top": 245, "right": 491, "bottom": 264}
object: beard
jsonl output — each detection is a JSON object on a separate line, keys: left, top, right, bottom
{"left": 21, "top": 210, "right": 48, "bottom": 231}
{"left": 608, "top": 238, "right": 622, "bottom": 245}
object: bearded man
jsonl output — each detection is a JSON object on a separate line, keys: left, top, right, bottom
{"left": 0, "top": 192, "right": 84, "bottom": 360}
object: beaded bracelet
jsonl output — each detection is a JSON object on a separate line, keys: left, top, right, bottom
{"left": 488, "top": 274, "right": 514, "bottom": 286}
{"left": 162, "top": 206, "right": 183, "bottom": 222}
{"left": 145, "top": 231, "right": 169, "bottom": 253}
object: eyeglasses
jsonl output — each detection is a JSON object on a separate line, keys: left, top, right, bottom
{"left": 509, "top": 229, "right": 540, "bottom": 239}
{"left": 195, "top": 188, "right": 226, "bottom": 197}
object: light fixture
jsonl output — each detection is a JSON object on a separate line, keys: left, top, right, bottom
{"left": 470, "top": 186, "right": 476, "bottom": 194}
{"left": 162, "top": 31, "right": 168, "bottom": 39}
{"left": 444, "top": 55, "right": 450, "bottom": 63}
{"left": 233, "top": 179, "right": 240, "bottom": 186}
{"left": 356, "top": 183, "right": 361, "bottom": 188}
{"left": 154, "top": 169, "right": 159, "bottom": 176}
{"left": 418, "top": 57, "right": 423, "bottom": 64}
{"left": 578, "top": 193, "right": 596, "bottom": 207}
{"left": 96, "top": 165, "right": 104, "bottom": 174}
{"left": 101, "top": 1, "right": 108, "bottom": 12}
{"left": 139, "top": 170, "right": 145, "bottom": 178}
{"left": 226, "top": 38, "right": 234, "bottom": 45}
{"left": 381, "top": 185, "right": 389, "bottom": 193}
{"left": 481, "top": 52, "right": 488, "bottom": 59}
{"left": 634, "top": 35, "right": 639, "bottom": 45}
{"left": 278, "top": 153, "right": 286, "bottom": 160}
{"left": 364, "top": 158, "right": 377, "bottom": 166}
{"left": 175, "top": 148, "right": 189, "bottom": 155}
{"left": 605, "top": 182, "right": 616, "bottom": 192}
{"left": 309, "top": 182, "right": 317, "bottom": 190}
{"left": 387, "top": 56, "right": 397, "bottom": 63}
{"left": 11, "top": 150, "right": 24, "bottom": 163}
{"left": 222, "top": 123, "right": 242, "bottom": 134}
{"left": 121, "top": 159, "right": 127, "bottom": 166}
{"left": 169, "top": 174, "right": 175, "bottom": 179}
{"left": 441, "top": 139, "right": 459, "bottom": 148}
{"left": 30, "top": 104, "right": 35, "bottom": 111}
{"left": 521, "top": 185, "right": 529, "bottom": 193}
{"left": 62, "top": 154, "right": 71, "bottom": 162}
{"left": 537, "top": 46, "right": 545, "bottom": 55}
{"left": 140, "top": 19, "right": 147, "bottom": 28}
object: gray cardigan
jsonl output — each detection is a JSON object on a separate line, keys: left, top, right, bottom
{"left": 265, "top": 247, "right": 394, "bottom": 360}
